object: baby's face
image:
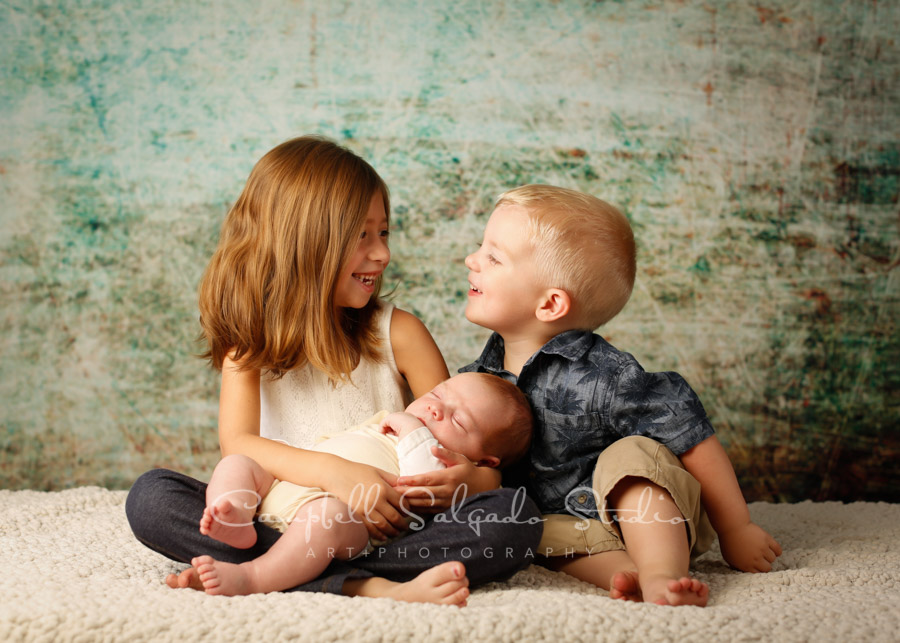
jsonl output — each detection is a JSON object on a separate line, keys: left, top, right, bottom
{"left": 404, "top": 373, "right": 503, "bottom": 467}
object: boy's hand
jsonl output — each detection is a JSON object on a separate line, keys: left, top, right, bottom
{"left": 380, "top": 411, "right": 425, "bottom": 441}
{"left": 323, "top": 458, "right": 409, "bottom": 541}
{"left": 718, "top": 521, "right": 783, "bottom": 572}
{"left": 394, "top": 447, "right": 502, "bottom": 511}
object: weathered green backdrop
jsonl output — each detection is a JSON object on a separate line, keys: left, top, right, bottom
{"left": 2, "top": 1, "right": 898, "bottom": 500}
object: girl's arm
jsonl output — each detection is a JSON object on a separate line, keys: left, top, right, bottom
{"left": 217, "top": 355, "right": 408, "bottom": 540}
{"left": 389, "top": 307, "right": 450, "bottom": 397}
{"left": 389, "top": 308, "right": 501, "bottom": 507}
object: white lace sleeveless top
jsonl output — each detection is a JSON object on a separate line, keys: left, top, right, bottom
{"left": 259, "top": 302, "right": 413, "bottom": 448}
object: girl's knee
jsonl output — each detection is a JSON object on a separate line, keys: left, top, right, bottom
{"left": 127, "top": 468, "right": 169, "bottom": 509}
{"left": 125, "top": 469, "right": 169, "bottom": 533}
{"left": 468, "top": 487, "right": 543, "bottom": 549}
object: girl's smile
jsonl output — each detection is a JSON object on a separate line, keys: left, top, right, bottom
{"left": 351, "top": 271, "right": 381, "bottom": 294}
{"left": 335, "top": 192, "right": 390, "bottom": 309}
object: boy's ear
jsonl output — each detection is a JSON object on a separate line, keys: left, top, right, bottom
{"left": 478, "top": 455, "right": 501, "bottom": 469}
{"left": 535, "top": 288, "right": 571, "bottom": 323}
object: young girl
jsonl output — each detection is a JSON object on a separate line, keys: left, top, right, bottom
{"left": 125, "top": 136, "right": 541, "bottom": 605}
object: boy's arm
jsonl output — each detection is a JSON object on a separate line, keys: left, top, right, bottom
{"left": 679, "top": 435, "right": 782, "bottom": 572}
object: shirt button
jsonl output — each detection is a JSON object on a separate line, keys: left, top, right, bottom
{"left": 577, "top": 494, "right": 587, "bottom": 504}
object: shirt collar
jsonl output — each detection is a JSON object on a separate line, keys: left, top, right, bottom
{"left": 535, "top": 329, "right": 597, "bottom": 361}
{"left": 463, "top": 333, "right": 507, "bottom": 372}
{"left": 465, "top": 329, "right": 597, "bottom": 372}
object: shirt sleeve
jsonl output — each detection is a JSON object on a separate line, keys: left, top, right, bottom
{"left": 608, "top": 360, "right": 715, "bottom": 455}
{"left": 396, "top": 427, "right": 446, "bottom": 477}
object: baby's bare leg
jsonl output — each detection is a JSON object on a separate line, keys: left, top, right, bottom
{"left": 193, "top": 497, "right": 368, "bottom": 596}
{"left": 200, "top": 454, "right": 275, "bottom": 549}
{"left": 343, "top": 562, "right": 470, "bottom": 607}
{"left": 608, "top": 477, "right": 708, "bottom": 606}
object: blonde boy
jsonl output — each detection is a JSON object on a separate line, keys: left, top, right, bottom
{"left": 455, "top": 184, "right": 781, "bottom": 606}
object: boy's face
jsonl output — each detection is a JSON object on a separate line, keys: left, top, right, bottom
{"left": 464, "top": 204, "right": 548, "bottom": 335}
{"left": 404, "top": 373, "right": 504, "bottom": 467}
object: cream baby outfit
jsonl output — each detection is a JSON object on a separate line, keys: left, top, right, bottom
{"left": 258, "top": 411, "right": 444, "bottom": 533}
{"left": 259, "top": 302, "right": 413, "bottom": 449}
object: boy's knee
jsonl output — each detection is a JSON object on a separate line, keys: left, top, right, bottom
{"left": 603, "top": 435, "right": 667, "bottom": 461}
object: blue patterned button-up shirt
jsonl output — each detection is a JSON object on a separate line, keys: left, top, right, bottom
{"left": 460, "top": 330, "right": 715, "bottom": 519}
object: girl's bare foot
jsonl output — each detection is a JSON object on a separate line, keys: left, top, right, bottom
{"left": 190, "top": 555, "right": 256, "bottom": 596}
{"left": 199, "top": 498, "right": 257, "bottom": 549}
{"left": 640, "top": 573, "right": 709, "bottom": 606}
{"left": 165, "top": 567, "right": 204, "bottom": 591}
{"left": 345, "top": 561, "right": 470, "bottom": 606}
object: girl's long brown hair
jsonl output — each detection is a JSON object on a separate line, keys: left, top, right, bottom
{"left": 198, "top": 136, "right": 389, "bottom": 381}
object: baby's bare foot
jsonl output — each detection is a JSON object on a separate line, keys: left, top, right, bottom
{"left": 199, "top": 499, "right": 257, "bottom": 549}
{"left": 641, "top": 574, "right": 709, "bottom": 607}
{"left": 191, "top": 555, "right": 255, "bottom": 596}
{"left": 609, "top": 570, "right": 642, "bottom": 602}
{"left": 165, "top": 567, "right": 204, "bottom": 591}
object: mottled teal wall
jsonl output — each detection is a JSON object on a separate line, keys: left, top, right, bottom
{"left": 2, "top": 1, "right": 898, "bottom": 500}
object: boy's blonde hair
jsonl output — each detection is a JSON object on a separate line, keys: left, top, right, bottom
{"left": 473, "top": 373, "right": 533, "bottom": 468}
{"left": 199, "top": 136, "right": 389, "bottom": 381}
{"left": 496, "top": 184, "right": 636, "bottom": 329}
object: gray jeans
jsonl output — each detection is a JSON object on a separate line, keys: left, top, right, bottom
{"left": 125, "top": 468, "right": 542, "bottom": 594}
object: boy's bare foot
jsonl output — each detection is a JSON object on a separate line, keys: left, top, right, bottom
{"left": 640, "top": 573, "right": 709, "bottom": 606}
{"left": 199, "top": 498, "right": 257, "bottom": 549}
{"left": 190, "top": 555, "right": 256, "bottom": 596}
{"left": 165, "top": 567, "right": 204, "bottom": 591}
{"left": 609, "top": 571, "right": 708, "bottom": 606}
{"left": 608, "top": 570, "right": 642, "bottom": 602}
{"left": 345, "top": 561, "right": 470, "bottom": 606}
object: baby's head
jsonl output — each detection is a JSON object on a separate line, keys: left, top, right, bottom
{"left": 468, "top": 184, "right": 636, "bottom": 331}
{"left": 404, "top": 373, "right": 532, "bottom": 469}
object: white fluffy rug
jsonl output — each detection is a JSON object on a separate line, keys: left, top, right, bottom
{"left": 1, "top": 487, "right": 899, "bottom": 642}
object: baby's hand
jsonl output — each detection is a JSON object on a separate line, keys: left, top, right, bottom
{"left": 380, "top": 412, "right": 425, "bottom": 440}
{"left": 719, "top": 521, "right": 783, "bottom": 573}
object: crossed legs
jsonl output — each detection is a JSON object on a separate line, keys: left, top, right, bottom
{"left": 168, "top": 454, "right": 469, "bottom": 605}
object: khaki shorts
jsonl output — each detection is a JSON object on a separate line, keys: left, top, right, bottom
{"left": 538, "top": 436, "right": 715, "bottom": 558}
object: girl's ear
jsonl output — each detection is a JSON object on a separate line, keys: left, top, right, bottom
{"left": 535, "top": 288, "right": 571, "bottom": 323}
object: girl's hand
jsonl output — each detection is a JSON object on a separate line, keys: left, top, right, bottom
{"left": 324, "top": 459, "right": 409, "bottom": 541}
{"left": 393, "top": 447, "right": 502, "bottom": 512}
{"left": 718, "top": 521, "right": 783, "bottom": 572}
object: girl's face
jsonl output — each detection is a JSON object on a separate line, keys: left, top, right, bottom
{"left": 334, "top": 192, "right": 390, "bottom": 309}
